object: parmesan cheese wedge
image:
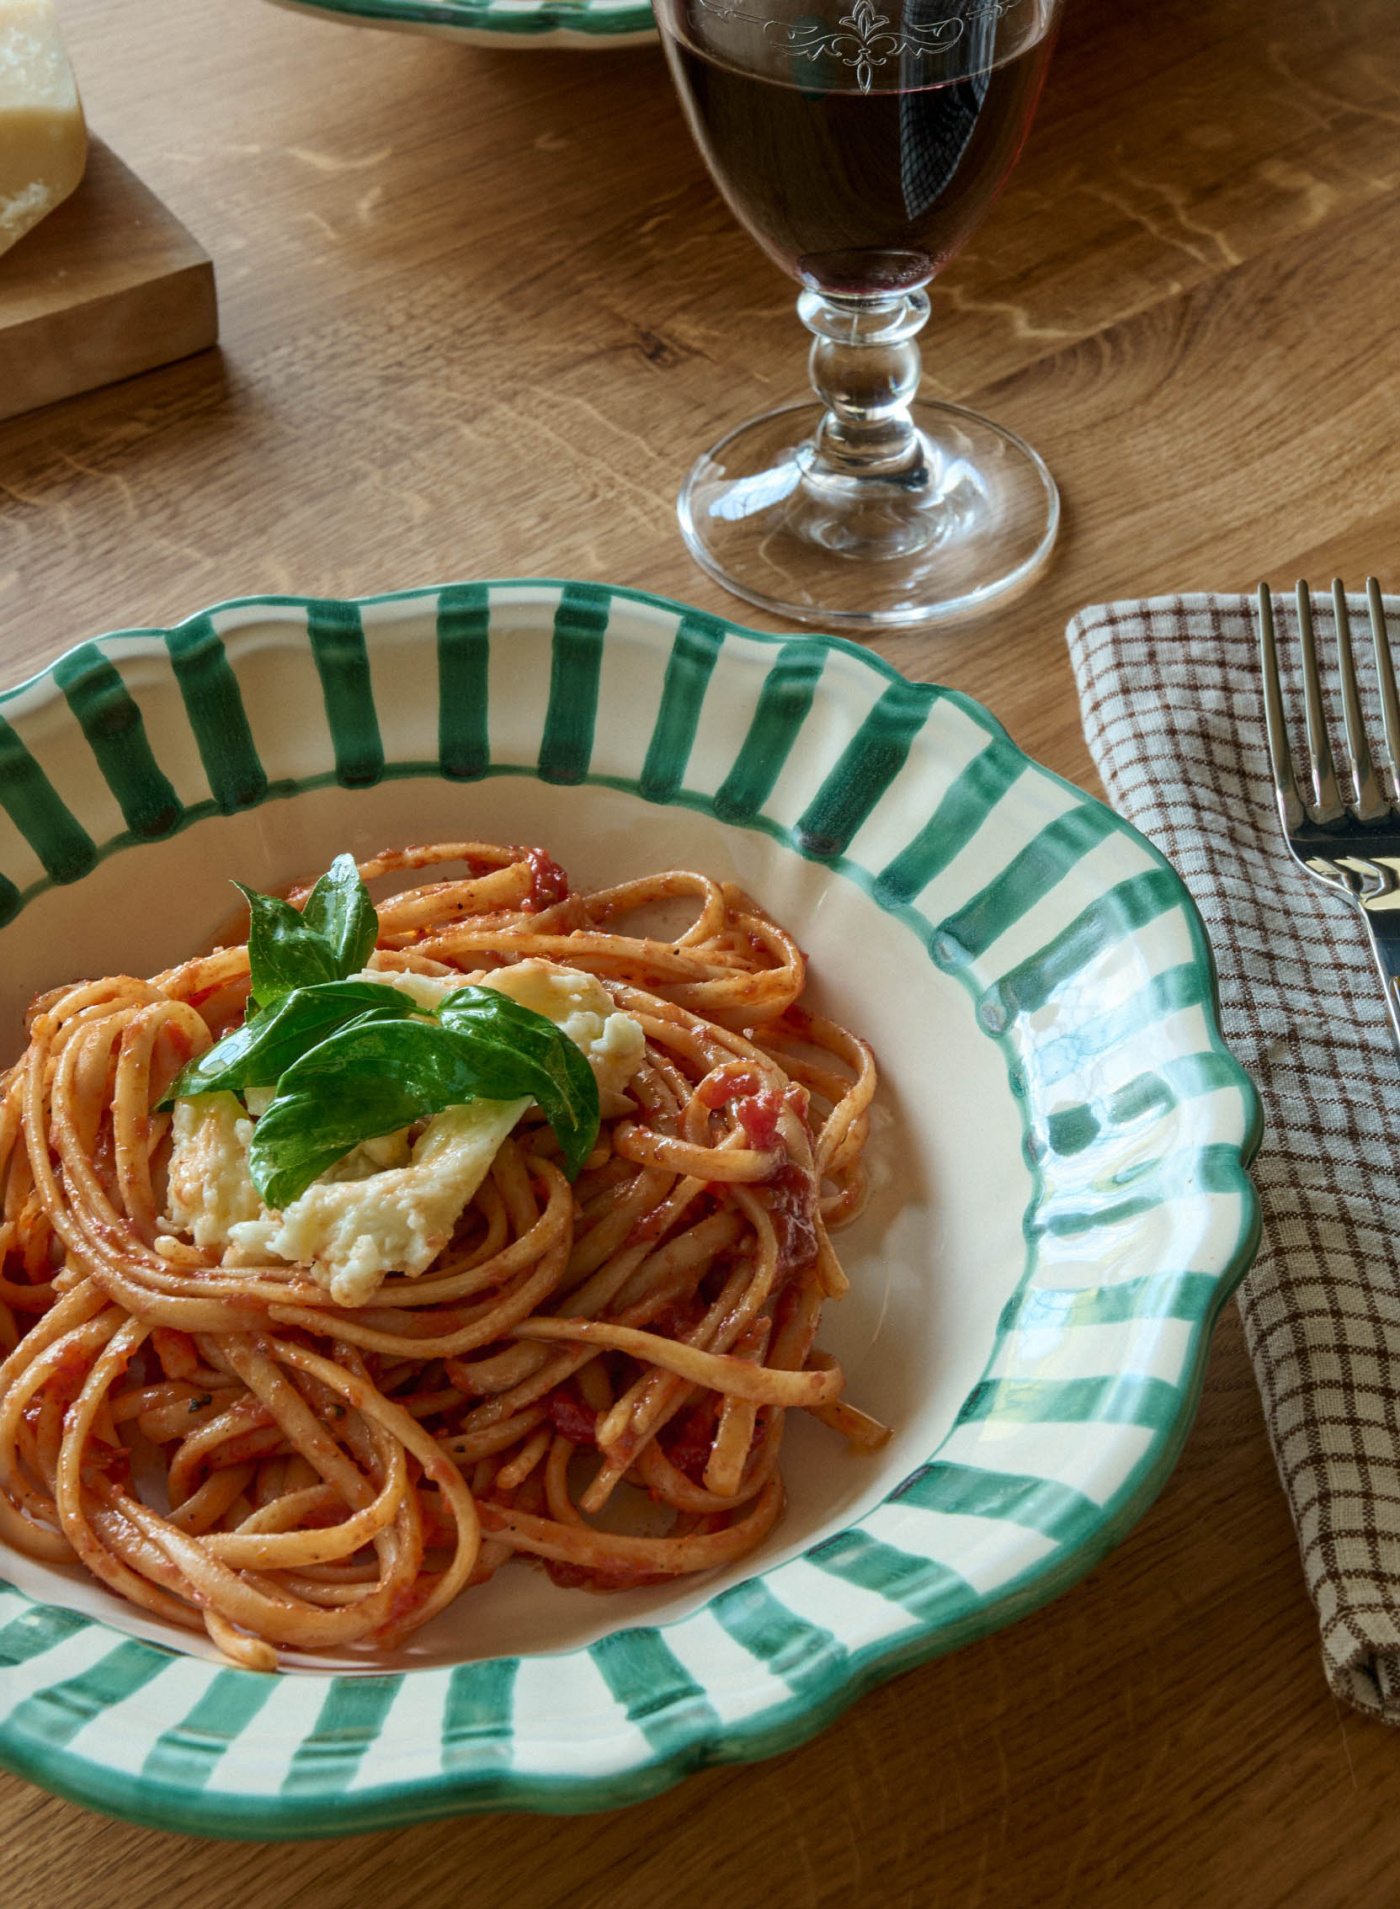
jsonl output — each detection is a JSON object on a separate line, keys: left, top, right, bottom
{"left": 0, "top": 0, "right": 86, "bottom": 260}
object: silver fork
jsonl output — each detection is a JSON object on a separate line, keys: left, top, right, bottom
{"left": 1258, "top": 577, "right": 1400, "bottom": 1054}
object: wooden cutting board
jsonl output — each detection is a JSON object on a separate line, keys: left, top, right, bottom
{"left": 0, "top": 132, "right": 217, "bottom": 423}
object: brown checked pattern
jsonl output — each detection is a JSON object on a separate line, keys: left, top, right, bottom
{"left": 1069, "top": 588, "right": 1400, "bottom": 1721}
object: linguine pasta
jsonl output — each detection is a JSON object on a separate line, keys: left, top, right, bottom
{"left": 0, "top": 843, "right": 882, "bottom": 1671}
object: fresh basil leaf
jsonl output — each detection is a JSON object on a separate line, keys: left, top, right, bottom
{"left": 300, "top": 854, "right": 379, "bottom": 980}
{"left": 245, "top": 996, "right": 601, "bottom": 1207}
{"left": 437, "top": 986, "right": 599, "bottom": 1178}
{"left": 237, "top": 856, "right": 380, "bottom": 1007}
{"left": 247, "top": 1019, "right": 525, "bottom": 1208}
{"left": 237, "top": 884, "right": 340, "bottom": 1008}
{"left": 158, "top": 980, "right": 413, "bottom": 1110}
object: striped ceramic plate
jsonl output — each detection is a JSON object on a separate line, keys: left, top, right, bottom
{"left": 264, "top": 0, "right": 657, "bottom": 50}
{"left": 0, "top": 578, "right": 1260, "bottom": 1837}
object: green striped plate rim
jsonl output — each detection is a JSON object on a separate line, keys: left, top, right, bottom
{"left": 263, "top": 0, "right": 657, "bottom": 47}
{"left": 0, "top": 578, "right": 1261, "bottom": 1837}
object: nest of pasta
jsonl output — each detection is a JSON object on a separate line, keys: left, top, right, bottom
{"left": 0, "top": 843, "right": 881, "bottom": 1670}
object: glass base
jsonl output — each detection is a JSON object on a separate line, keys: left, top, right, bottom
{"left": 678, "top": 398, "right": 1060, "bottom": 631}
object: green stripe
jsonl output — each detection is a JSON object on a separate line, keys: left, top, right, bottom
{"left": 141, "top": 1668, "right": 276, "bottom": 1792}
{"left": 282, "top": 1676, "right": 402, "bottom": 1796}
{"left": 639, "top": 613, "right": 726, "bottom": 803}
{"left": 0, "top": 1599, "right": 92, "bottom": 1667}
{"left": 0, "top": 874, "right": 18, "bottom": 930}
{"left": 999, "top": 1271, "right": 1220, "bottom": 1332}
{"left": 1048, "top": 1051, "right": 1243, "bottom": 1153}
{"left": 795, "top": 678, "right": 938, "bottom": 858}
{"left": 710, "top": 1580, "right": 847, "bottom": 1695}
{"left": 957, "top": 1374, "right": 1181, "bottom": 1429}
{"left": 980, "top": 869, "right": 1182, "bottom": 1032}
{"left": 714, "top": 641, "right": 826, "bottom": 823}
{"left": 1112, "top": 1051, "right": 1241, "bottom": 1120}
{"left": 806, "top": 1529, "right": 975, "bottom": 1624}
{"left": 888, "top": 1460, "right": 1099, "bottom": 1547}
{"left": 5, "top": 1639, "right": 169, "bottom": 1751}
{"left": 1027, "top": 963, "right": 1209, "bottom": 1091}
{"left": 538, "top": 583, "right": 609, "bottom": 785}
{"left": 53, "top": 646, "right": 183, "bottom": 839}
{"left": 873, "top": 738, "right": 1023, "bottom": 905}
{"left": 1103, "top": 1070, "right": 1178, "bottom": 1130}
{"left": 436, "top": 583, "right": 492, "bottom": 780}
{"left": 932, "top": 803, "right": 1119, "bottom": 969}
{"left": 1045, "top": 1105, "right": 1099, "bottom": 1156}
{"left": 441, "top": 1657, "right": 517, "bottom": 1773}
{"left": 590, "top": 1630, "right": 720, "bottom": 1756}
{"left": 1032, "top": 1142, "right": 1245, "bottom": 1240}
{"left": 0, "top": 580, "right": 1266, "bottom": 1837}
{"left": 165, "top": 616, "right": 267, "bottom": 813}
{"left": 307, "top": 600, "right": 384, "bottom": 787}
{"left": 0, "top": 717, "right": 96, "bottom": 883}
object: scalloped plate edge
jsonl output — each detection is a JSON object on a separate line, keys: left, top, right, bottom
{"left": 0, "top": 577, "right": 1262, "bottom": 1837}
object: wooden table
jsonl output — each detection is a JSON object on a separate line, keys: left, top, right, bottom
{"left": 3, "top": 0, "right": 1398, "bottom": 1899}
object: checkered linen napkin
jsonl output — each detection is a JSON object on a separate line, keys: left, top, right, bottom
{"left": 1066, "top": 590, "right": 1400, "bottom": 1723}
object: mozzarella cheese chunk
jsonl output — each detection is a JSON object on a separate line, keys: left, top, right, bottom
{"left": 228, "top": 1097, "right": 529, "bottom": 1307}
{"left": 357, "top": 956, "right": 646, "bottom": 1108}
{"left": 165, "top": 1093, "right": 266, "bottom": 1250}
{"left": 163, "top": 960, "right": 646, "bottom": 1308}
{"left": 0, "top": 0, "right": 86, "bottom": 258}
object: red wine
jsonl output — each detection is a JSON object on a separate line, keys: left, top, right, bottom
{"left": 664, "top": 28, "right": 1056, "bottom": 296}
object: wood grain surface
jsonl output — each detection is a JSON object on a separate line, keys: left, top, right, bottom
{"left": 3, "top": 0, "right": 1399, "bottom": 1901}
{"left": 0, "top": 136, "right": 216, "bottom": 423}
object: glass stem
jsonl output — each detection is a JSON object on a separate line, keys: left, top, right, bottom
{"left": 797, "top": 287, "right": 931, "bottom": 487}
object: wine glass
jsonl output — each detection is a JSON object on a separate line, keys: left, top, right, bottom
{"left": 654, "top": 0, "right": 1063, "bottom": 628}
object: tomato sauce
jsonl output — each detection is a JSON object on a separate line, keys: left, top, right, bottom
{"left": 152, "top": 1328, "right": 200, "bottom": 1382}
{"left": 696, "top": 1066, "right": 763, "bottom": 1111}
{"left": 382, "top": 1583, "right": 428, "bottom": 1631}
{"left": 544, "top": 1559, "right": 674, "bottom": 1593}
{"left": 695, "top": 1065, "right": 783, "bottom": 1149}
{"left": 546, "top": 1386, "right": 598, "bottom": 1446}
{"left": 736, "top": 1089, "right": 783, "bottom": 1150}
{"left": 647, "top": 1295, "right": 705, "bottom": 1341}
{"left": 81, "top": 1439, "right": 132, "bottom": 1482}
{"left": 664, "top": 1399, "right": 718, "bottom": 1480}
{"left": 760, "top": 1162, "right": 819, "bottom": 1280}
{"left": 512, "top": 846, "right": 570, "bottom": 913}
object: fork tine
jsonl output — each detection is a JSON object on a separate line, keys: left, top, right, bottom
{"left": 1297, "top": 581, "right": 1345, "bottom": 821}
{"left": 1258, "top": 584, "right": 1306, "bottom": 831}
{"left": 1333, "top": 579, "right": 1386, "bottom": 819}
{"left": 1367, "top": 577, "right": 1400, "bottom": 809}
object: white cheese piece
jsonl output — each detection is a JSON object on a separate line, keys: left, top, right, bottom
{"left": 359, "top": 956, "right": 646, "bottom": 1107}
{"left": 164, "top": 958, "right": 647, "bottom": 1308}
{"left": 165, "top": 1093, "right": 266, "bottom": 1251}
{"left": 356, "top": 959, "right": 464, "bottom": 1012}
{"left": 0, "top": 0, "right": 87, "bottom": 259}
{"left": 234, "top": 1097, "right": 530, "bottom": 1307}
{"left": 479, "top": 959, "right": 646, "bottom": 1108}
